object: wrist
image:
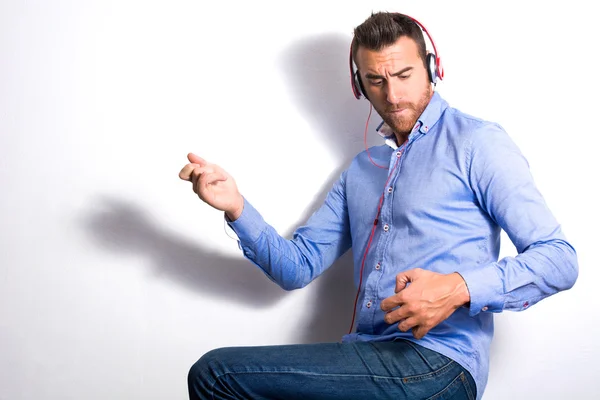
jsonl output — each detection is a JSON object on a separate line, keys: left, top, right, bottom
{"left": 225, "top": 195, "right": 244, "bottom": 221}
{"left": 451, "top": 272, "right": 471, "bottom": 308}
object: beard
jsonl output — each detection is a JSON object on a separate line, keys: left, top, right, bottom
{"left": 375, "top": 84, "right": 433, "bottom": 138}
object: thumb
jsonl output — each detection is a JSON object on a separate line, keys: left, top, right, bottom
{"left": 187, "top": 153, "right": 207, "bottom": 166}
{"left": 395, "top": 269, "right": 417, "bottom": 293}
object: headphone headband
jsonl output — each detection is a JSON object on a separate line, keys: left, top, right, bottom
{"left": 349, "top": 13, "right": 444, "bottom": 100}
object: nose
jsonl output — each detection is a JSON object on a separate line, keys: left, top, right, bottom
{"left": 385, "top": 81, "right": 402, "bottom": 104}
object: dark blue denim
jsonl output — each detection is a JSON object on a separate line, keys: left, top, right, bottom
{"left": 188, "top": 340, "right": 476, "bottom": 400}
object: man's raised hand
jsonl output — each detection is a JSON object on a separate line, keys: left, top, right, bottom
{"left": 179, "top": 153, "right": 244, "bottom": 220}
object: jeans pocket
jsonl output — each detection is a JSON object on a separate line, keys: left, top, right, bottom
{"left": 425, "top": 371, "right": 475, "bottom": 400}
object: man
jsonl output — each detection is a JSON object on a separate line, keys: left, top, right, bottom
{"left": 180, "top": 12, "right": 578, "bottom": 400}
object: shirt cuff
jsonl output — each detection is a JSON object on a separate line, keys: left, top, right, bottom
{"left": 458, "top": 262, "right": 505, "bottom": 317}
{"left": 225, "top": 197, "right": 267, "bottom": 245}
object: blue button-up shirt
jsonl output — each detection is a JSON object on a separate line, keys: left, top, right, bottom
{"left": 227, "top": 92, "right": 578, "bottom": 398}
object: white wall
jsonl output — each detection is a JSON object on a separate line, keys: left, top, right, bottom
{"left": 1, "top": 1, "right": 597, "bottom": 399}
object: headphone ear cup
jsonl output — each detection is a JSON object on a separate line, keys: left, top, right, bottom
{"left": 355, "top": 72, "right": 369, "bottom": 100}
{"left": 426, "top": 52, "right": 437, "bottom": 84}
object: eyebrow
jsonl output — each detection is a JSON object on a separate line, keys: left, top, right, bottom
{"left": 364, "top": 66, "right": 413, "bottom": 80}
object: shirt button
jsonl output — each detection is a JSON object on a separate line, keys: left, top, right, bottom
{"left": 375, "top": 263, "right": 381, "bottom": 270}
{"left": 396, "top": 151, "right": 402, "bottom": 157}
{"left": 383, "top": 224, "right": 389, "bottom": 232}
{"left": 366, "top": 301, "right": 372, "bottom": 308}
{"left": 482, "top": 306, "right": 489, "bottom": 312}
{"left": 387, "top": 187, "right": 393, "bottom": 193}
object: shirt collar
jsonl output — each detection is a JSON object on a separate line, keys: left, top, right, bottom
{"left": 376, "top": 91, "right": 449, "bottom": 148}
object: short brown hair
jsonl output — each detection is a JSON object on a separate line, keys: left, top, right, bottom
{"left": 351, "top": 12, "right": 428, "bottom": 70}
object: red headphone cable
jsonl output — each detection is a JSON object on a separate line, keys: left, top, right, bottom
{"left": 348, "top": 123, "right": 403, "bottom": 334}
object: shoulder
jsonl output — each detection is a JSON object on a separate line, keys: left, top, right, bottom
{"left": 443, "top": 106, "right": 504, "bottom": 135}
{"left": 351, "top": 144, "right": 393, "bottom": 167}
{"left": 440, "top": 104, "right": 512, "bottom": 149}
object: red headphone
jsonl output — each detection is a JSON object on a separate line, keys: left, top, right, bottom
{"left": 349, "top": 13, "right": 444, "bottom": 100}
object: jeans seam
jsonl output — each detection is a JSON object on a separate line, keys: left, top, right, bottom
{"left": 461, "top": 372, "right": 476, "bottom": 400}
{"left": 207, "top": 371, "right": 411, "bottom": 400}
{"left": 213, "top": 370, "right": 410, "bottom": 381}
{"left": 403, "top": 340, "right": 441, "bottom": 371}
{"left": 401, "top": 359, "right": 455, "bottom": 383}
{"left": 425, "top": 371, "right": 464, "bottom": 400}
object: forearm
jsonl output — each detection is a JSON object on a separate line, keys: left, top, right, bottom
{"left": 228, "top": 181, "right": 351, "bottom": 290}
{"left": 461, "top": 236, "right": 578, "bottom": 316}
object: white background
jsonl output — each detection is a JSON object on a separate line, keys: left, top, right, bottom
{"left": 1, "top": 1, "right": 597, "bottom": 399}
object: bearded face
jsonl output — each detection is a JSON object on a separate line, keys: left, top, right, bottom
{"left": 356, "top": 36, "right": 433, "bottom": 141}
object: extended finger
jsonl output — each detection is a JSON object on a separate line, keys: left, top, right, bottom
{"left": 187, "top": 153, "right": 207, "bottom": 166}
{"left": 397, "top": 316, "right": 419, "bottom": 332}
{"left": 383, "top": 305, "right": 411, "bottom": 324}
{"left": 380, "top": 292, "right": 405, "bottom": 312}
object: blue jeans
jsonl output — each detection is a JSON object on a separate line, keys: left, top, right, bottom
{"left": 188, "top": 339, "right": 476, "bottom": 400}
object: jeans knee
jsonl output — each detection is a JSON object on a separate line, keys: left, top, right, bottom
{"left": 188, "top": 348, "right": 230, "bottom": 399}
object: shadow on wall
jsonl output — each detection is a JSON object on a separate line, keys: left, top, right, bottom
{"left": 82, "top": 197, "right": 287, "bottom": 308}
{"left": 277, "top": 33, "right": 378, "bottom": 343}
{"left": 82, "top": 33, "right": 378, "bottom": 343}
